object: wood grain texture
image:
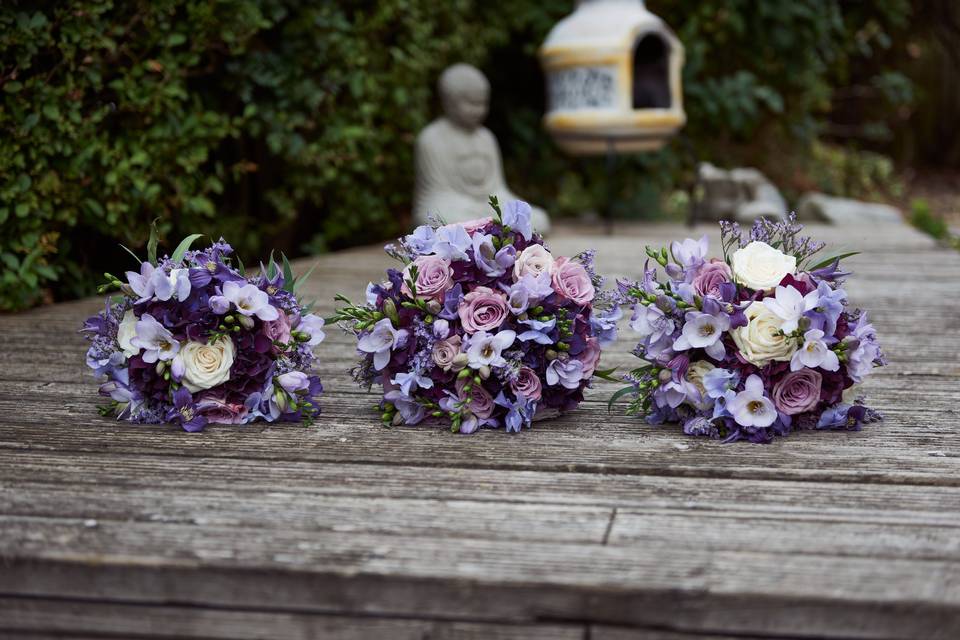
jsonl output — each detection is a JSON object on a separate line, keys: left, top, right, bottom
{"left": 1, "top": 221, "right": 959, "bottom": 639}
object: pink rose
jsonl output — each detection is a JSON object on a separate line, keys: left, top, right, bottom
{"left": 772, "top": 369, "right": 822, "bottom": 415}
{"left": 692, "top": 259, "right": 732, "bottom": 298}
{"left": 195, "top": 391, "right": 249, "bottom": 425}
{"left": 511, "top": 366, "right": 542, "bottom": 401}
{"left": 441, "top": 217, "right": 492, "bottom": 234}
{"left": 402, "top": 255, "right": 453, "bottom": 302}
{"left": 458, "top": 286, "right": 509, "bottom": 333}
{"left": 432, "top": 335, "right": 462, "bottom": 371}
{"left": 455, "top": 376, "right": 494, "bottom": 418}
{"left": 551, "top": 257, "right": 595, "bottom": 306}
{"left": 575, "top": 337, "right": 602, "bottom": 378}
{"left": 261, "top": 310, "right": 292, "bottom": 354}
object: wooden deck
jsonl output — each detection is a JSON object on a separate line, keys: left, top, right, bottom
{"left": 2, "top": 221, "right": 959, "bottom": 639}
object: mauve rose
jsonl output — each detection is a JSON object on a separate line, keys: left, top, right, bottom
{"left": 513, "top": 244, "right": 555, "bottom": 280}
{"left": 458, "top": 286, "right": 509, "bottom": 333}
{"left": 551, "top": 257, "right": 594, "bottom": 306}
{"left": 196, "top": 391, "right": 248, "bottom": 424}
{"left": 511, "top": 366, "right": 542, "bottom": 400}
{"left": 772, "top": 369, "right": 822, "bottom": 415}
{"left": 455, "top": 376, "right": 494, "bottom": 418}
{"left": 575, "top": 337, "right": 601, "bottom": 378}
{"left": 261, "top": 310, "right": 292, "bottom": 354}
{"left": 432, "top": 335, "right": 462, "bottom": 371}
{"left": 402, "top": 255, "right": 453, "bottom": 302}
{"left": 693, "top": 259, "right": 732, "bottom": 298}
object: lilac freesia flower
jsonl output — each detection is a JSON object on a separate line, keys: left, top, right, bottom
{"left": 277, "top": 371, "right": 310, "bottom": 393}
{"left": 466, "top": 330, "right": 516, "bottom": 369}
{"left": 763, "top": 285, "right": 819, "bottom": 333}
{"left": 845, "top": 313, "right": 883, "bottom": 383}
{"left": 131, "top": 313, "right": 180, "bottom": 363}
{"left": 365, "top": 282, "right": 379, "bottom": 305}
{"left": 503, "top": 280, "right": 531, "bottom": 315}
{"left": 357, "top": 318, "right": 408, "bottom": 370}
{"left": 125, "top": 262, "right": 158, "bottom": 302}
{"left": 502, "top": 200, "right": 533, "bottom": 241}
{"left": 472, "top": 233, "right": 515, "bottom": 277}
{"left": 791, "top": 329, "right": 839, "bottom": 372}
{"left": 438, "top": 283, "right": 464, "bottom": 321}
{"left": 546, "top": 357, "right": 585, "bottom": 389}
{"left": 404, "top": 225, "right": 436, "bottom": 255}
{"left": 165, "top": 387, "right": 207, "bottom": 432}
{"left": 432, "top": 224, "right": 472, "bottom": 261}
{"left": 298, "top": 314, "right": 326, "bottom": 346}
{"left": 391, "top": 370, "right": 434, "bottom": 397}
{"left": 727, "top": 374, "right": 777, "bottom": 427}
{"left": 517, "top": 316, "right": 556, "bottom": 345}
{"left": 703, "top": 367, "right": 739, "bottom": 399}
{"left": 630, "top": 304, "right": 675, "bottom": 343}
{"left": 433, "top": 318, "right": 450, "bottom": 339}
{"left": 494, "top": 391, "right": 535, "bottom": 433}
{"left": 672, "top": 311, "right": 729, "bottom": 360}
{"left": 211, "top": 281, "right": 279, "bottom": 321}
{"left": 150, "top": 267, "right": 192, "bottom": 302}
{"left": 384, "top": 390, "right": 426, "bottom": 425}
{"left": 671, "top": 235, "right": 708, "bottom": 269}
{"left": 814, "top": 281, "right": 846, "bottom": 335}
{"left": 591, "top": 305, "right": 621, "bottom": 347}
{"left": 652, "top": 377, "right": 699, "bottom": 409}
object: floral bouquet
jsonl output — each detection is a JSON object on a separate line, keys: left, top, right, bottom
{"left": 330, "top": 198, "right": 619, "bottom": 433}
{"left": 81, "top": 230, "right": 326, "bottom": 431}
{"left": 614, "top": 214, "right": 885, "bottom": 443}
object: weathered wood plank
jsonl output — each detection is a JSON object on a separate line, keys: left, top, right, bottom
{"left": 0, "top": 597, "right": 585, "bottom": 640}
{"left": 3, "top": 516, "right": 958, "bottom": 639}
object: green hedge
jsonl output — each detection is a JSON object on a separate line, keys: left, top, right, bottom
{"left": 0, "top": 0, "right": 913, "bottom": 310}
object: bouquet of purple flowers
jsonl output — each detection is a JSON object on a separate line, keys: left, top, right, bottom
{"left": 614, "top": 215, "right": 885, "bottom": 443}
{"left": 81, "top": 231, "right": 326, "bottom": 431}
{"left": 331, "top": 198, "right": 619, "bottom": 433}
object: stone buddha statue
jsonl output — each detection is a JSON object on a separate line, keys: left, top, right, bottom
{"left": 413, "top": 63, "right": 551, "bottom": 233}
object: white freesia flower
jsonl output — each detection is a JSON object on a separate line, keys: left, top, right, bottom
{"left": 791, "top": 329, "right": 840, "bottom": 372}
{"left": 179, "top": 337, "right": 235, "bottom": 392}
{"left": 763, "top": 285, "right": 819, "bottom": 333}
{"left": 731, "top": 241, "right": 797, "bottom": 290}
{"left": 730, "top": 301, "right": 798, "bottom": 366}
{"left": 116, "top": 310, "right": 140, "bottom": 358}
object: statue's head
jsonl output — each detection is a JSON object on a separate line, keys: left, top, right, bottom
{"left": 439, "top": 63, "right": 489, "bottom": 129}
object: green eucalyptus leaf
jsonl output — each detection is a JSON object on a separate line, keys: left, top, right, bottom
{"left": 147, "top": 218, "right": 160, "bottom": 265}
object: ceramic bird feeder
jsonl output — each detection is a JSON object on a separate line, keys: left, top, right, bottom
{"left": 539, "top": 0, "right": 686, "bottom": 155}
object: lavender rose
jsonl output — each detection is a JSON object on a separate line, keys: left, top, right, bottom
{"left": 458, "top": 286, "right": 509, "bottom": 333}
{"left": 402, "top": 255, "right": 453, "bottom": 302}
{"left": 551, "top": 257, "right": 595, "bottom": 306}
{"left": 575, "top": 337, "right": 602, "bottom": 378}
{"left": 455, "top": 376, "right": 494, "bottom": 418}
{"left": 511, "top": 366, "right": 542, "bottom": 401}
{"left": 693, "top": 259, "right": 732, "bottom": 298}
{"left": 432, "top": 335, "right": 462, "bottom": 371}
{"left": 261, "top": 310, "right": 292, "bottom": 354}
{"left": 772, "top": 368, "right": 822, "bottom": 415}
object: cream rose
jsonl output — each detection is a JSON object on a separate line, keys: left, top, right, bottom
{"left": 731, "top": 301, "right": 798, "bottom": 366}
{"left": 731, "top": 241, "right": 797, "bottom": 290}
{"left": 512, "top": 244, "right": 555, "bottom": 280}
{"left": 685, "top": 360, "right": 715, "bottom": 409}
{"left": 116, "top": 310, "right": 140, "bottom": 358}
{"left": 179, "top": 337, "right": 235, "bottom": 392}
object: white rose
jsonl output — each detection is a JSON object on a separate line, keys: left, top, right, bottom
{"left": 685, "top": 360, "right": 716, "bottom": 409}
{"left": 731, "top": 301, "right": 798, "bottom": 366}
{"left": 179, "top": 337, "right": 235, "bottom": 392}
{"left": 116, "top": 310, "right": 140, "bottom": 358}
{"left": 731, "top": 241, "right": 797, "bottom": 290}
{"left": 512, "top": 244, "right": 555, "bottom": 280}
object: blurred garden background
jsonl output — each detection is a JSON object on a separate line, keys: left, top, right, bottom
{"left": 1, "top": 0, "right": 958, "bottom": 311}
